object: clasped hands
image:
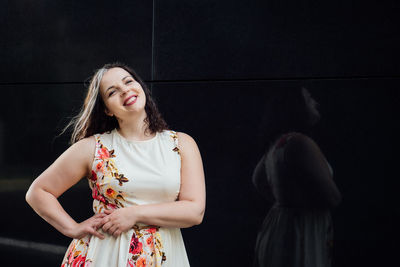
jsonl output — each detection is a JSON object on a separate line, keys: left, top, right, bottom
{"left": 69, "top": 207, "right": 137, "bottom": 239}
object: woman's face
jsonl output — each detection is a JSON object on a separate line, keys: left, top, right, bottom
{"left": 99, "top": 67, "right": 146, "bottom": 120}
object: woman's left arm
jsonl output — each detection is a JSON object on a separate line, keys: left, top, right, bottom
{"left": 101, "top": 132, "right": 206, "bottom": 236}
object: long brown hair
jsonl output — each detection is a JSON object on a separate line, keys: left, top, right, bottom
{"left": 64, "top": 63, "right": 168, "bottom": 144}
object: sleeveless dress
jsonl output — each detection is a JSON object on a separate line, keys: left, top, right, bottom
{"left": 61, "top": 129, "right": 190, "bottom": 267}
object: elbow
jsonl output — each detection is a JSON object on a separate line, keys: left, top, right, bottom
{"left": 191, "top": 208, "right": 204, "bottom": 226}
{"left": 25, "top": 184, "right": 34, "bottom": 206}
{"left": 185, "top": 205, "right": 205, "bottom": 228}
{"left": 193, "top": 209, "right": 205, "bottom": 226}
{"left": 25, "top": 181, "right": 40, "bottom": 207}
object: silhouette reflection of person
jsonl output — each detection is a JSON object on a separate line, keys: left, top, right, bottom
{"left": 253, "top": 88, "right": 341, "bottom": 267}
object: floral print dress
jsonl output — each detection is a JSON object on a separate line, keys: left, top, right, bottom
{"left": 61, "top": 129, "right": 190, "bottom": 267}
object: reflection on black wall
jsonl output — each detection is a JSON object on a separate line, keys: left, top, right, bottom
{"left": 1, "top": 1, "right": 399, "bottom": 266}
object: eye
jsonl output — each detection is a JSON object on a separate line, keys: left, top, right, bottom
{"left": 126, "top": 80, "right": 133, "bottom": 84}
{"left": 108, "top": 90, "right": 116, "bottom": 97}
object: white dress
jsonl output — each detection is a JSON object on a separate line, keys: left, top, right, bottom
{"left": 61, "top": 129, "right": 190, "bottom": 267}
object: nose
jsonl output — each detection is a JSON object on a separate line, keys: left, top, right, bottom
{"left": 120, "top": 86, "right": 130, "bottom": 95}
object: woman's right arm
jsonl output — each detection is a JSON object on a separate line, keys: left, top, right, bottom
{"left": 25, "top": 136, "right": 105, "bottom": 239}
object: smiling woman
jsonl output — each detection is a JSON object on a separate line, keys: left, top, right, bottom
{"left": 25, "top": 63, "right": 206, "bottom": 267}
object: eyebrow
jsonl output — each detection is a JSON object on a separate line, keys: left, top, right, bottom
{"left": 122, "top": 75, "right": 132, "bottom": 81}
{"left": 105, "top": 75, "right": 134, "bottom": 93}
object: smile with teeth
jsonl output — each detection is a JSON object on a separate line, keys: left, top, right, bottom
{"left": 124, "top": 95, "right": 138, "bottom": 106}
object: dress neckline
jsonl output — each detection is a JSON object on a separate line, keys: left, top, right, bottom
{"left": 113, "top": 128, "right": 159, "bottom": 144}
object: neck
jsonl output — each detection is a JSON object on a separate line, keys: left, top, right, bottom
{"left": 116, "top": 111, "right": 154, "bottom": 141}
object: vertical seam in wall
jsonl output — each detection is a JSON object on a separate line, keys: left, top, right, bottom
{"left": 151, "top": 0, "right": 156, "bottom": 83}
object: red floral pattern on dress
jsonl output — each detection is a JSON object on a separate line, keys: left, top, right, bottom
{"left": 62, "top": 134, "right": 169, "bottom": 267}
{"left": 71, "top": 255, "right": 86, "bottom": 267}
{"left": 146, "top": 236, "right": 154, "bottom": 248}
{"left": 127, "top": 226, "right": 166, "bottom": 267}
{"left": 136, "top": 257, "right": 147, "bottom": 267}
{"left": 96, "top": 162, "right": 103, "bottom": 171}
{"left": 98, "top": 146, "right": 113, "bottom": 159}
{"left": 89, "top": 171, "right": 97, "bottom": 181}
{"left": 61, "top": 237, "right": 92, "bottom": 267}
{"left": 129, "top": 236, "right": 143, "bottom": 255}
{"left": 89, "top": 136, "right": 129, "bottom": 213}
{"left": 147, "top": 228, "right": 157, "bottom": 234}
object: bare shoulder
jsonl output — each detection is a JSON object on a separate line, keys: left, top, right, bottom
{"left": 175, "top": 132, "right": 201, "bottom": 156}
{"left": 30, "top": 135, "right": 97, "bottom": 197}
{"left": 67, "top": 136, "right": 96, "bottom": 156}
{"left": 176, "top": 132, "right": 195, "bottom": 142}
{"left": 74, "top": 135, "right": 96, "bottom": 149}
{"left": 176, "top": 132, "right": 197, "bottom": 146}
{"left": 57, "top": 136, "right": 96, "bottom": 170}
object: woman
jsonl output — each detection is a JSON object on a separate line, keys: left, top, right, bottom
{"left": 253, "top": 88, "right": 341, "bottom": 267}
{"left": 26, "top": 63, "right": 205, "bottom": 267}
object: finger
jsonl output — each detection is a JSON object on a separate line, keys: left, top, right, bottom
{"left": 108, "top": 224, "right": 118, "bottom": 235}
{"left": 93, "top": 219, "right": 104, "bottom": 229}
{"left": 95, "top": 218, "right": 106, "bottom": 227}
{"left": 88, "top": 214, "right": 105, "bottom": 224}
{"left": 88, "top": 226, "right": 105, "bottom": 239}
{"left": 104, "top": 209, "right": 113, "bottom": 215}
{"left": 100, "top": 216, "right": 111, "bottom": 226}
{"left": 92, "top": 214, "right": 107, "bottom": 221}
{"left": 93, "top": 213, "right": 107, "bottom": 219}
{"left": 113, "top": 230, "right": 121, "bottom": 237}
{"left": 102, "top": 221, "right": 112, "bottom": 232}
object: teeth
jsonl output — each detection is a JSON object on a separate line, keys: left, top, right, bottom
{"left": 126, "top": 96, "right": 137, "bottom": 105}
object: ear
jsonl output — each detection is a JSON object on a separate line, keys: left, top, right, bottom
{"left": 104, "top": 108, "right": 113, "bottom": 117}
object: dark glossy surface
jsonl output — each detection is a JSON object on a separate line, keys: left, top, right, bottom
{"left": 152, "top": 79, "right": 399, "bottom": 266}
{"left": 0, "top": 84, "right": 85, "bottom": 176}
{"left": 1, "top": 0, "right": 399, "bottom": 266}
{"left": 0, "top": 82, "right": 398, "bottom": 266}
{"left": 154, "top": 0, "right": 400, "bottom": 80}
{"left": 0, "top": 0, "right": 152, "bottom": 83}
{"left": 0, "top": 83, "right": 92, "bottom": 247}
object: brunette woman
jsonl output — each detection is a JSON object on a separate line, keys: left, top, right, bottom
{"left": 26, "top": 63, "right": 205, "bottom": 267}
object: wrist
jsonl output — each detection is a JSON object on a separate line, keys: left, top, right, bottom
{"left": 130, "top": 205, "right": 142, "bottom": 224}
{"left": 62, "top": 220, "right": 79, "bottom": 238}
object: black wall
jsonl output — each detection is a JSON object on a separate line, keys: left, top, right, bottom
{"left": 1, "top": 1, "right": 399, "bottom": 266}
